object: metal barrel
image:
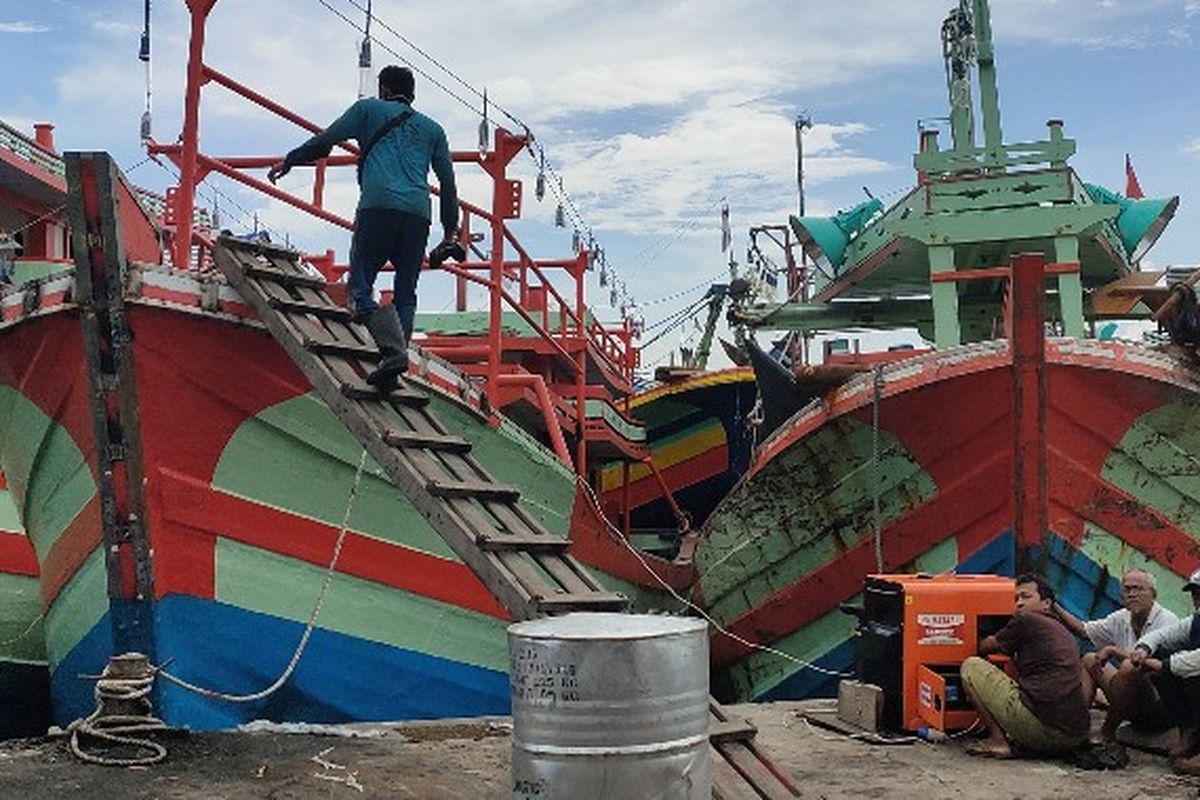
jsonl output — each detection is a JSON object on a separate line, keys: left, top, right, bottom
{"left": 508, "top": 613, "right": 710, "bottom": 800}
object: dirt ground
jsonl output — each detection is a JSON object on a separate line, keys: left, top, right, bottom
{"left": 1, "top": 703, "right": 1198, "bottom": 799}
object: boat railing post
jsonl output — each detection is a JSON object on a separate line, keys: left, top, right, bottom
{"left": 174, "top": 0, "right": 219, "bottom": 271}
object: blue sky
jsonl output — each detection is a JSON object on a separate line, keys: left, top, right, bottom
{"left": 2, "top": 0, "right": 1198, "bottom": 370}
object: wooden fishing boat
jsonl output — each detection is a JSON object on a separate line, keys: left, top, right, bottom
{"left": 703, "top": 0, "right": 1194, "bottom": 703}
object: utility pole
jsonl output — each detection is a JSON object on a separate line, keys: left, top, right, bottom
{"left": 793, "top": 112, "right": 813, "bottom": 364}
{"left": 795, "top": 112, "right": 812, "bottom": 218}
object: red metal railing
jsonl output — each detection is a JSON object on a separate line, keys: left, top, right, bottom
{"left": 148, "top": 0, "right": 637, "bottom": 476}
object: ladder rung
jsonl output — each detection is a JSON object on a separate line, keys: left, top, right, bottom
{"left": 268, "top": 297, "right": 353, "bottom": 321}
{"left": 535, "top": 592, "right": 629, "bottom": 614}
{"left": 340, "top": 382, "right": 429, "bottom": 406}
{"left": 475, "top": 533, "right": 570, "bottom": 552}
{"left": 305, "top": 338, "right": 380, "bottom": 361}
{"left": 385, "top": 429, "right": 472, "bottom": 453}
{"left": 709, "top": 719, "right": 758, "bottom": 744}
{"left": 244, "top": 264, "right": 327, "bottom": 289}
{"left": 427, "top": 479, "right": 520, "bottom": 502}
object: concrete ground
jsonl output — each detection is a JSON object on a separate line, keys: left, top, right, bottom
{"left": 1, "top": 702, "right": 1198, "bottom": 799}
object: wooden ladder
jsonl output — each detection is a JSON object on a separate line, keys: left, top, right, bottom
{"left": 212, "top": 236, "right": 798, "bottom": 799}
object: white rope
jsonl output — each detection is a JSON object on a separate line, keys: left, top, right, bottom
{"left": 576, "top": 475, "right": 852, "bottom": 679}
{"left": 156, "top": 448, "right": 369, "bottom": 702}
{"left": 0, "top": 611, "right": 43, "bottom": 646}
{"left": 68, "top": 670, "right": 168, "bottom": 766}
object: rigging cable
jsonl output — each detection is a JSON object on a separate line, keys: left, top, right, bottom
{"left": 575, "top": 475, "right": 853, "bottom": 679}
{"left": 314, "top": 0, "right": 640, "bottom": 312}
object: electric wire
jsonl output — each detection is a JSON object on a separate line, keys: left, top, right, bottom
{"left": 576, "top": 475, "right": 853, "bottom": 679}
{"left": 313, "top": 0, "right": 656, "bottom": 311}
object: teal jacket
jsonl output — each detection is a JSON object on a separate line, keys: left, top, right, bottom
{"left": 282, "top": 97, "right": 458, "bottom": 236}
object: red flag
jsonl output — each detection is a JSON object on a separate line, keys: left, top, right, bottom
{"left": 1125, "top": 154, "right": 1144, "bottom": 199}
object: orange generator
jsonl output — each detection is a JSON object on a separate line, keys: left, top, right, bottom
{"left": 850, "top": 573, "right": 1015, "bottom": 732}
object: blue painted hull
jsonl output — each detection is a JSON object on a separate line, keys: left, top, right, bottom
{"left": 51, "top": 595, "right": 509, "bottom": 729}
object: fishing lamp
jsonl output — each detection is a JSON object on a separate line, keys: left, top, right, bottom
{"left": 1084, "top": 183, "right": 1179, "bottom": 263}
{"left": 789, "top": 198, "right": 883, "bottom": 273}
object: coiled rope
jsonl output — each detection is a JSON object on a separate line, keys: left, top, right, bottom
{"left": 68, "top": 657, "right": 168, "bottom": 766}
{"left": 65, "top": 449, "right": 370, "bottom": 765}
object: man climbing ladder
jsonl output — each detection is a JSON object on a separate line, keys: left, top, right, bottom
{"left": 268, "top": 65, "right": 460, "bottom": 390}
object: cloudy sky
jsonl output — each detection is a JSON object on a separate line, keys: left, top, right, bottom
{"left": 2, "top": 0, "right": 1198, "bottom": 370}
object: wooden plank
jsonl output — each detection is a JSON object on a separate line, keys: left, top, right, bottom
{"left": 475, "top": 533, "right": 570, "bottom": 552}
{"left": 712, "top": 756, "right": 764, "bottom": 800}
{"left": 534, "top": 592, "right": 629, "bottom": 613}
{"left": 341, "top": 381, "right": 430, "bottom": 406}
{"left": 244, "top": 263, "right": 327, "bottom": 289}
{"left": 715, "top": 742, "right": 798, "bottom": 800}
{"left": 305, "top": 338, "right": 381, "bottom": 361}
{"left": 427, "top": 479, "right": 520, "bottom": 502}
{"left": 267, "top": 297, "right": 354, "bottom": 321}
{"left": 710, "top": 719, "right": 758, "bottom": 744}
{"left": 384, "top": 429, "right": 473, "bottom": 454}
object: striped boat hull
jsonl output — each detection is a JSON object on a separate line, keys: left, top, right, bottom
{"left": 0, "top": 478, "right": 50, "bottom": 738}
{"left": 0, "top": 287, "right": 593, "bottom": 728}
{"left": 697, "top": 340, "right": 1200, "bottom": 702}
{"left": 601, "top": 368, "right": 758, "bottom": 532}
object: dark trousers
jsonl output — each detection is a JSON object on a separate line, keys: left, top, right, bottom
{"left": 348, "top": 208, "right": 430, "bottom": 337}
{"left": 1153, "top": 669, "right": 1200, "bottom": 729}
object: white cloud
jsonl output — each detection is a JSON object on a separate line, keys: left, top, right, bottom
{"left": 0, "top": 21, "right": 49, "bottom": 34}
{"left": 1185, "top": 137, "right": 1200, "bottom": 156}
{"left": 12, "top": 0, "right": 1199, "bottom": 327}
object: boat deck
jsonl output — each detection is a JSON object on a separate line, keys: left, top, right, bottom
{"left": 1, "top": 701, "right": 1194, "bottom": 799}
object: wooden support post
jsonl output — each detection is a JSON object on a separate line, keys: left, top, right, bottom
{"left": 1011, "top": 253, "right": 1048, "bottom": 566}
{"left": 1053, "top": 236, "right": 1084, "bottom": 337}
{"left": 929, "top": 245, "right": 961, "bottom": 348}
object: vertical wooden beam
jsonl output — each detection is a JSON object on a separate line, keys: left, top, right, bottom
{"left": 1010, "top": 252, "right": 1048, "bottom": 567}
{"left": 929, "top": 245, "right": 961, "bottom": 348}
{"left": 1054, "top": 235, "right": 1084, "bottom": 337}
{"left": 66, "top": 151, "right": 156, "bottom": 658}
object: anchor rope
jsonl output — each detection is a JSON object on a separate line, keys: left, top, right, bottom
{"left": 575, "top": 475, "right": 853, "bottom": 679}
{"left": 155, "top": 448, "right": 370, "bottom": 702}
{"left": 0, "top": 612, "right": 44, "bottom": 647}
{"left": 68, "top": 669, "right": 168, "bottom": 767}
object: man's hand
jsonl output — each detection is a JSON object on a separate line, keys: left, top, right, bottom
{"left": 267, "top": 161, "right": 290, "bottom": 185}
{"left": 1130, "top": 646, "right": 1150, "bottom": 667}
{"left": 1094, "top": 645, "right": 1117, "bottom": 664}
{"left": 1141, "top": 657, "right": 1164, "bottom": 674}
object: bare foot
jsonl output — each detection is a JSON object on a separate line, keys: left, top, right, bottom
{"left": 1173, "top": 752, "right": 1200, "bottom": 777}
{"left": 965, "top": 740, "right": 1014, "bottom": 759}
{"left": 1170, "top": 727, "right": 1200, "bottom": 760}
{"left": 1090, "top": 723, "right": 1118, "bottom": 746}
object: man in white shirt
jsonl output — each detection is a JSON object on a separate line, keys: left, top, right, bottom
{"left": 1052, "top": 567, "right": 1178, "bottom": 742}
{"left": 1123, "top": 570, "right": 1200, "bottom": 774}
